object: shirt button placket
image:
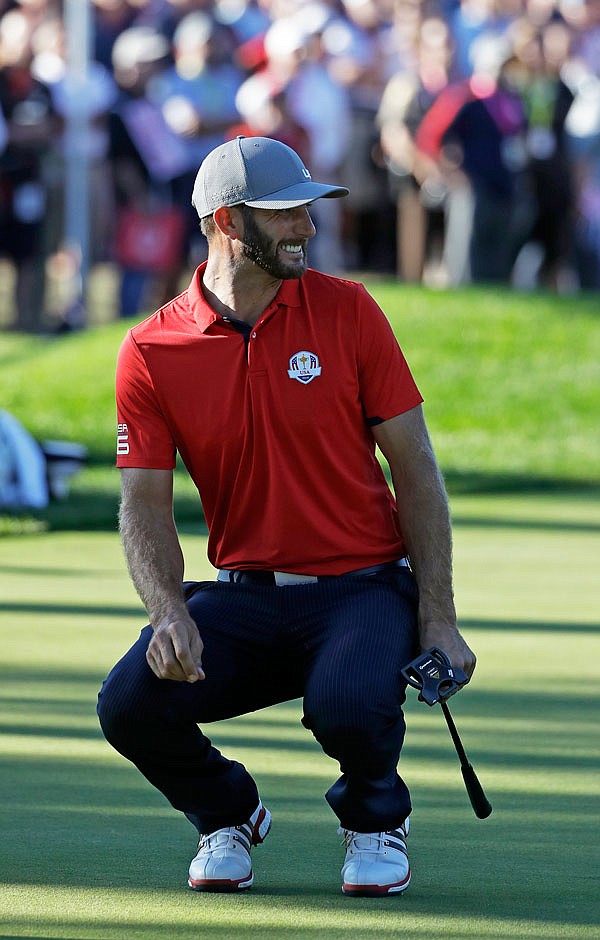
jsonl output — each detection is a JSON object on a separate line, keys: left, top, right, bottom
{"left": 247, "top": 329, "right": 257, "bottom": 366}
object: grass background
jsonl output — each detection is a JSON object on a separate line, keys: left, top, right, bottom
{"left": 1, "top": 499, "right": 598, "bottom": 939}
{"left": 0, "top": 280, "right": 599, "bottom": 938}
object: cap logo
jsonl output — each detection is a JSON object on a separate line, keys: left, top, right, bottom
{"left": 302, "top": 168, "right": 311, "bottom": 179}
{"left": 288, "top": 350, "right": 322, "bottom": 384}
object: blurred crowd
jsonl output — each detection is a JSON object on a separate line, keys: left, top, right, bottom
{"left": 0, "top": 0, "right": 599, "bottom": 332}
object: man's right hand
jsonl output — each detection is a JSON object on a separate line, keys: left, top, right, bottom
{"left": 146, "top": 615, "right": 205, "bottom": 682}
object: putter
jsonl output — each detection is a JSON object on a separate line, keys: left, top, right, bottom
{"left": 402, "top": 647, "right": 492, "bottom": 819}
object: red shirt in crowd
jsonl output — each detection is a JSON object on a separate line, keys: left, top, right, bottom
{"left": 116, "top": 264, "right": 423, "bottom": 575}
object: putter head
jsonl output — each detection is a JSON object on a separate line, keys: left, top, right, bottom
{"left": 401, "top": 647, "right": 469, "bottom": 706}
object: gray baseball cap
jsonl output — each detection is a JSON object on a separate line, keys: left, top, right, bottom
{"left": 191, "top": 136, "right": 349, "bottom": 219}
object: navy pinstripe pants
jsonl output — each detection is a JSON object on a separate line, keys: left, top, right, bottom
{"left": 97, "top": 568, "right": 419, "bottom": 834}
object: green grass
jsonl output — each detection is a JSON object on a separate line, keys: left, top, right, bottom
{"left": 374, "top": 285, "right": 599, "bottom": 487}
{"left": 1, "top": 282, "right": 599, "bottom": 534}
{"left": 1, "top": 280, "right": 599, "bottom": 935}
{"left": 0, "top": 492, "right": 599, "bottom": 938}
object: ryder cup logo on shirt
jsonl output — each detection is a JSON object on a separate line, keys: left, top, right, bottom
{"left": 287, "top": 351, "right": 322, "bottom": 384}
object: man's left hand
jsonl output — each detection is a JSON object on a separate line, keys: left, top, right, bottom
{"left": 419, "top": 621, "right": 477, "bottom": 679}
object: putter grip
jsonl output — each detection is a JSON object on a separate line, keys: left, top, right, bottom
{"left": 462, "top": 763, "right": 493, "bottom": 819}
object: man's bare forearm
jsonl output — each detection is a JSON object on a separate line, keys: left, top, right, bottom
{"left": 394, "top": 452, "right": 476, "bottom": 675}
{"left": 118, "top": 469, "right": 205, "bottom": 682}
{"left": 373, "top": 408, "right": 475, "bottom": 674}
{"left": 119, "top": 498, "right": 188, "bottom": 628}
{"left": 392, "top": 445, "right": 457, "bottom": 630}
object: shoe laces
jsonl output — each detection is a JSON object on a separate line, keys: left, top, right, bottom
{"left": 338, "top": 822, "right": 408, "bottom": 855}
{"left": 197, "top": 822, "right": 252, "bottom": 856}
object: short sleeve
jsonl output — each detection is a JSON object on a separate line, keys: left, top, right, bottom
{"left": 355, "top": 285, "right": 423, "bottom": 424}
{"left": 115, "top": 331, "right": 176, "bottom": 469}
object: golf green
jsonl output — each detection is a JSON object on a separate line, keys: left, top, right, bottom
{"left": 0, "top": 492, "right": 598, "bottom": 939}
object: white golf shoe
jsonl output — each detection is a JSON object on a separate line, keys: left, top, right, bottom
{"left": 339, "top": 817, "right": 410, "bottom": 897}
{"left": 188, "top": 801, "right": 271, "bottom": 892}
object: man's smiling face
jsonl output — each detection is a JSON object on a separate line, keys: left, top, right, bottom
{"left": 239, "top": 204, "right": 316, "bottom": 279}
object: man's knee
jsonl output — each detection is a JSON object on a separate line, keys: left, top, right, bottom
{"left": 97, "top": 627, "right": 156, "bottom": 743}
{"left": 302, "top": 688, "right": 405, "bottom": 773}
{"left": 97, "top": 671, "right": 136, "bottom": 750}
{"left": 96, "top": 653, "right": 157, "bottom": 754}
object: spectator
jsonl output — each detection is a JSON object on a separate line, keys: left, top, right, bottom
{"left": 328, "top": 1, "right": 398, "bottom": 269}
{"left": 571, "top": 0, "right": 600, "bottom": 78}
{"left": 258, "top": 11, "right": 352, "bottom": 273}
{"left": 563, "top": 45, "right": 600, "bottom": 289}
{"left": 0, "top": 7, "right": 58, "bottom": 331}
{"left": 511, "top": 17, "right": 576, "bottom": 289}
{"left": 448, "top": 0, "right": 524, "bottom": 79}
{"left": 31, "top": 14, "right": 118, "bottom": 273}
{"left": 214, "top": 0, "right": 271, "bottom": 45}
{"left": 147, "top": 11, "right": 245, "bottom": 281}
{"left": 416, "top": 44, "right": 532, "bottom": 284}
{"left": 569, "top": 124, "right": 600, "bottom": 291}
{"left": 377, "top": 16, "right": 454, "bottom": 282}
{"left": 109, "top": 25, "right": 189, "bottom": 318}
{"left": 231, "top": 77, "right": 312, "bottom": 164}
{"left": 93, "top": 0, "right": 138, "bottom": 70}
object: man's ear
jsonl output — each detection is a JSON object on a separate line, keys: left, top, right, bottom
{"left": 213, "top": 206, "right": 244, "bottom": 239}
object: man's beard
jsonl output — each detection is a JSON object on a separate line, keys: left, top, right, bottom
{"left": 240, "top": 209, "right": 308, "bottom": 280}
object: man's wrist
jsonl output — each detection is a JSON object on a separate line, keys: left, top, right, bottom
{"left": 418, "top": 618, "right": 459, "bottom": 644}
{"left": 151, "top": 604, "right": 191, "bottom": 632}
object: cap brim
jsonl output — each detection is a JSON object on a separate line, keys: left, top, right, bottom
{"left": 244, "top": 181, "right": 349, "bottom": 210}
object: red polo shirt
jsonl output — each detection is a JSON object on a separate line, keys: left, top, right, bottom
{"left": 116, "top": 265, "right": 423, "bottom": 574}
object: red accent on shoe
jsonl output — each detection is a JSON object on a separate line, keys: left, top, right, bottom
{"left": 251, "top": 804, "right": 270, "bottom": 844}
{"left": 188, "top": 872, "right": 254, "bottom": 892}
{"left": 342, "top": 866, "right": 411, "bottom": 897}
